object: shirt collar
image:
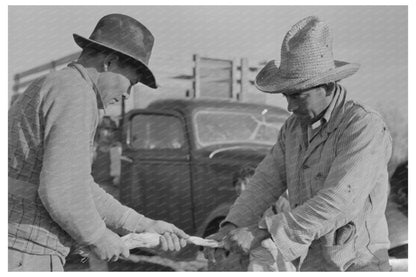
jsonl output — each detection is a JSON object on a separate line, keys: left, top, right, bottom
{"left": 307, "top": 85, "right": 338, "bottom": 142}
{"left": 68, "top": 62, "right": 106, "bottom": 113}
{"left": 312, "top": 84, "right": 339, "bottom": 127}
{"left": 311, "top": 118, "right": 324, "bottom": 130}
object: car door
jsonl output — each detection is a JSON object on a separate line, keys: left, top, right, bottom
{"left": 120, "top": 110, "right": 195, "bottom": 234}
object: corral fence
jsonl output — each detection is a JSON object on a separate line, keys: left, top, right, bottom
{"left": 11, "top": 52, "right": 269, "bottom": 119}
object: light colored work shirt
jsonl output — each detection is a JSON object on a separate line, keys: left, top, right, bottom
{"left": 224, "top": 84, "right": 393, "bottom": 271}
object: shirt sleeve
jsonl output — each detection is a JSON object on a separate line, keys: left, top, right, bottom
{"left": 223, "top": 124, "right": 288, "bottom": 228}
{"left": 88, "top": 178, "right": 152, "bottom": 235}
{"left": 38, "top": 80, "right": 107, "bottom": 245}
{"left": 265, "top": 112, "right": 392, "bottom": 262}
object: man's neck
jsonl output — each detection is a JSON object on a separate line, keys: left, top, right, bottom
{"left": 72, "top": 60, "right": 106, "bottom": 110}
{"left": 308, "top": 86, "right": 336, "bottom": 125}
{"left": 309, "top": 108, "right": 328, "bottom": 125}
{"left": 75, "top": 60, "right": 100, "bottom": 85}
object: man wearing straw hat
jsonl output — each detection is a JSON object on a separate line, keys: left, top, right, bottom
{"left": 8, "top": 14, "right": 189, "bottom": 271}
{"left": 205, "top": 16, "right": 392, "bottom": 271}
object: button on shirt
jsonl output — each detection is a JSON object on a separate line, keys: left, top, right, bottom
{"left": 306, "top": 86, "right": 337, "bottom": 146}
{"left": 224, "top": 85, "right": 393, "bottom": 271}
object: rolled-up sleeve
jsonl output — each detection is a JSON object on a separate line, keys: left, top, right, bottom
{"left": 38, "top": 81, "right": 107, "bottom": 245}
{"left": 265, "top": 112, "right": 392, "bottom": 262}
{"left": 223, "top": 124, "right": 288, "bottom": 227}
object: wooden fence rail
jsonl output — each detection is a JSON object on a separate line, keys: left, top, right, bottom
{"left": 12, "top": 52, "right": 264, "bottom": 109}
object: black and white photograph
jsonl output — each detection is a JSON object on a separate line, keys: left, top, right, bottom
{"left": 7, "top": 4, "right": 408, "bottom": 272}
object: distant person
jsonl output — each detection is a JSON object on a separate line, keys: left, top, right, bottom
{"left": 205, "top": 16, "right": 392, "bottom": 271}
{"left": 92, "top": 116, "right": 122, "bottom": 198}
{"left": 9, "top": 14, "right": 189, "bottom": 272}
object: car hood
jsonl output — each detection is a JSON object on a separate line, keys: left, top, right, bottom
{"left": 195, "top": 144, "right": 271, "bottom": 160}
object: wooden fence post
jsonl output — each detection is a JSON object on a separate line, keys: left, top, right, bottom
{"left": 193, "top": 54, "right": 200, "bottom": 98}
{"left": 231, "top": 58, "right": 238, "bottom": 100}
{"left": 240, "top": 58, "right": 249, "bottom": 102}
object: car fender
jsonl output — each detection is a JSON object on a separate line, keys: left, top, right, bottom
{"left": 196, "top": 202, "right": 233, "bottom": 237}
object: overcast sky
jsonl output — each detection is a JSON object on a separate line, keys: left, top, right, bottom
{"left": 7, "top": 6, "right": 408, "bottom": 129}
{"left": 8, "top": 6, "right": 407, "bottom": 110}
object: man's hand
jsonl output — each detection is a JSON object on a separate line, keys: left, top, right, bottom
{"left": 144, "top": 220, "right": 189, "bottom": 251}
{"left": 224, "top": 224, "right": 270, "bottom": 254}
{"left": 89, "top": 229, "right": 129, "bottom": 262}
{"left": 203, "top": 223, "right": 237, "bottom": 264}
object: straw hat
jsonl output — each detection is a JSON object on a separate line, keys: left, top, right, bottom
{"left": 73, "top": 14, "right": 157, "bottom": 88}
{"left": 255, "top": 16, "right": 360, "bottom": 94}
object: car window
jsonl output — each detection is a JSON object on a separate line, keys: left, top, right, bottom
{"left": 193, "top": 108, "right": 285, "bottom": 148}
{"left": 130, "top": 114, "right": 185, "bottom": 150}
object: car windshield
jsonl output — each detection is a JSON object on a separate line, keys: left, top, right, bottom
{"left": 193, "top": 108, "right": 286, "bottom": 148}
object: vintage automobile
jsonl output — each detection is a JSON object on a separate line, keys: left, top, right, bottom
{"left": 65, "top": 98, "right": 407, "bottom": 271}
{"left": 118, "top": 98, "right": 289, "bottom": 258}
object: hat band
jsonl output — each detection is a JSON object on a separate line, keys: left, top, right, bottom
{"left": 279, "top": 58, "right": 335, "bottom": 79}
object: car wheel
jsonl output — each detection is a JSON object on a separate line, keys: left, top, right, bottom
{"left": 203, "top": 217, "right": 225, "bottom": 238}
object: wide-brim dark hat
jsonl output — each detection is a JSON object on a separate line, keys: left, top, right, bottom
{"left": 73, "top": 13, "right": 157, "bottom": 89}
{"left": 255, "top": 16, "right": 360, "bottom": 94}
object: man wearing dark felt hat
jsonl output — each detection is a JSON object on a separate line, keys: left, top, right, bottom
{"left": 205, "top": 16, "right": 393, "bottom": 271}
{"left": 8, "top": 14, "right": 189, "bottom": 271}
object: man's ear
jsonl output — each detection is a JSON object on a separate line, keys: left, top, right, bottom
{"left": 135, "top": 71, "right": 143, "bottom": 84}
{"left": 325, "top": 82, "right": 336, "bottom": 96}
{"left": 103, "top": 53, "right": 120, "bottom": 71}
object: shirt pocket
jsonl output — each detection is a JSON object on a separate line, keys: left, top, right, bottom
{"left": 320, "top": 221, "right": 357, "bottom": 271}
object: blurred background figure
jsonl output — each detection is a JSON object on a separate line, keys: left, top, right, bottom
{"left": 92, "top": 116, "right": 122, "bottom": 199}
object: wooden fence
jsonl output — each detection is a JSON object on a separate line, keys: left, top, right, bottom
{"left": 11, "top": 52, "right": 266, "bottom": 115}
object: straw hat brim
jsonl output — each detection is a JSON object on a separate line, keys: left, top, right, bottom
{"left": 73, "top": 34, "right": 157, "bottom": 89}
{"left": 255, "top": 60, "right": 360, "bottom": 94}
